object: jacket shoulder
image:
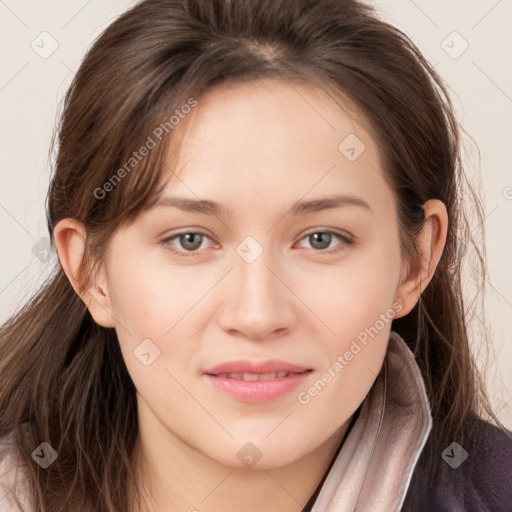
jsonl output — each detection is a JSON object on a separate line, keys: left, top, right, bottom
{"left": 403, "top": 417, "right": 512, "bottom": 512}
{"left": 460, "top": 418, "right": 512, "bottom": 509}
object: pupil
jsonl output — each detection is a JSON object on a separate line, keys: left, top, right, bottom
{"left": 310, "top": 233, "right": 331, "bottom": 250}
{"left": 182, "top": 233, "right": 201, "bottom": 250}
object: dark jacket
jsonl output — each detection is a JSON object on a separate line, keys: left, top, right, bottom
{"left": 403, "top": 417, "right": 512, "bottom": 511}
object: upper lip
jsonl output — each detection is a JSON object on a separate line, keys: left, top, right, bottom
{"left": 204, "top": 359, "right": 312, "bottom": 376}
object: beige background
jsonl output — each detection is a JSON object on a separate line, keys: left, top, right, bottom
{"left": 1, "top": 0, "right": 511, "bottom": 429}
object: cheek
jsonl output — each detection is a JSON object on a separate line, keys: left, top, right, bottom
{"left": 105, "top": 252, "right": 211, "bottom": 386}
{"left": 308, "top": 249, "right": 400, "bottom": 335}
{"left": 106, "top": 251, "right": 200, "bottom": 337}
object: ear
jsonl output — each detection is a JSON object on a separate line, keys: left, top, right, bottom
{"left": 394, "top": 199, "right": 448, "bottom": 318}
{"left": 53, "top": 218, "right": 116, "bottom": 328}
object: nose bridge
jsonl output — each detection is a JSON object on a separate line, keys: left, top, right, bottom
{"left": 234, "top": 238, "right": 280, "bottom": 308}
{"left": 219, "top": 236, "right": 294, "bottom": 338}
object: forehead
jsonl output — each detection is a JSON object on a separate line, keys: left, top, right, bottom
{"left": 154, "top": 78, "right": 395, "bottom": 218}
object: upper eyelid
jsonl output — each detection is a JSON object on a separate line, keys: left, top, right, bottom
{"left": 298, "top": 228, "right": 353, "bottom": 241}
{"left": 296, "top": 230, "right": 350, "bottom": 244}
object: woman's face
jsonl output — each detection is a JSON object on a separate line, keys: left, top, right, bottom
{"left": 99, "top": 78, "right": 409, "bottom": 470}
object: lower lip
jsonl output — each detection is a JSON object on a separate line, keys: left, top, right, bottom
{"left": 204, "top": 372, "right": 311, "bottom": 402}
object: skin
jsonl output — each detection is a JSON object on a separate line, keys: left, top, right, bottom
{"left": 55, "top": 78, "right": 448, "bottom": 512}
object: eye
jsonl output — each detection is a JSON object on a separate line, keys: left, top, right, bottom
{"left": 161, "top": 230, "right": 215, "bottom": 257}
{"left": 161, "top": 229, "right": 354, "bottom": 258}
{"left": 296, "top": 230, "right": 353, "bottom": 254}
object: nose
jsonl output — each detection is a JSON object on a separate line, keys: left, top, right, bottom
{"left": 217, "top": 247, "right": 297, "bottom": 341}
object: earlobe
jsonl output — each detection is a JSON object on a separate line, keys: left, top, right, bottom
{"left": 53, "top": 218, "right": 116, "bottom": 328}
{"left": 394, "top": 199, "right": 448, "bottom": 318}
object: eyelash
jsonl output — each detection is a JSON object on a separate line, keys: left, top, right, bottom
{"left": 161, "top": 229, "right": 354, "bottom": 258}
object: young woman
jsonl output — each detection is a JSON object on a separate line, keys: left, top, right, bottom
{"left": 1, "top": 0, "right": 511, "bottom": 511}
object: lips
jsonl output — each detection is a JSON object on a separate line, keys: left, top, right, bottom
{"left": 204, "top": 359, "right": 312, "bottom": 402}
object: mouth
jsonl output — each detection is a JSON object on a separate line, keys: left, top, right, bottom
{"left": 210, "top": 370, "right": 307, "bottom": 381}
{"left": 203, "top": 360, "right": 313, "bottom": 402}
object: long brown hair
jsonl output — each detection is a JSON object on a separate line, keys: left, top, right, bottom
{"left": 0, "top": 0, "right": 506, "bottom": 510}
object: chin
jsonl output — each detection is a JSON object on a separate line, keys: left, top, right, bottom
{"left": 207, "top": 437, "right": 307, "bottom": 471}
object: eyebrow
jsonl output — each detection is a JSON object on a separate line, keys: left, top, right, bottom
{"left": 148, "top": 194, "right": 371, "bottom": 218}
